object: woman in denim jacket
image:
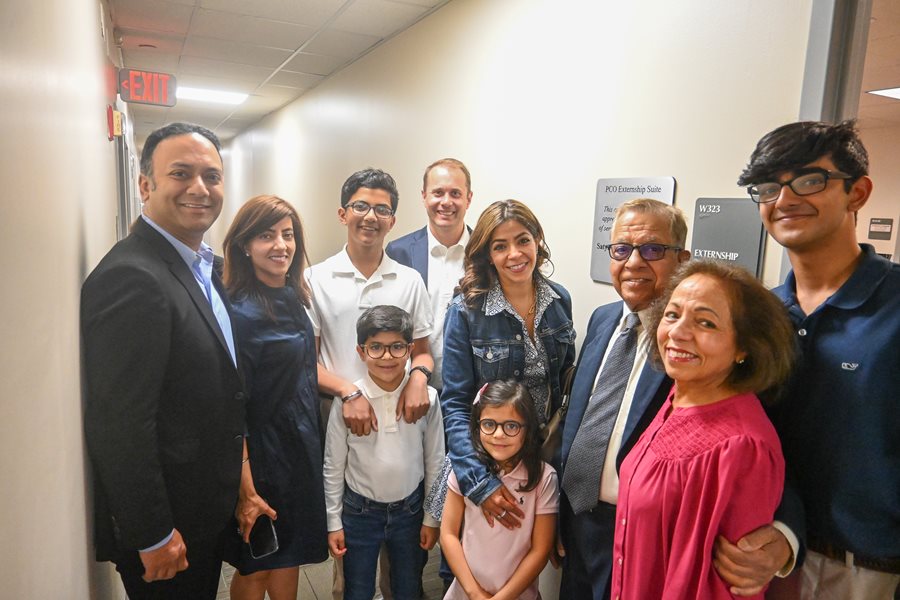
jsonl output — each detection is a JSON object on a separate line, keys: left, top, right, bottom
{"left": 432, "top": 199, "right": 576, "bottom": 530}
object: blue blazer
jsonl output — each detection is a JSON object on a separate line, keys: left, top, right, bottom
{"left": 559, "top": 301, "right": 670, "bottom": 475}
{"left": 386, "top": 226, "right": 429, "bottom": 286}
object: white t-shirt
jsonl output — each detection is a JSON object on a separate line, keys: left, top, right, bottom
{"left": 305, "top": 246, "right": 434, "bottom": 383}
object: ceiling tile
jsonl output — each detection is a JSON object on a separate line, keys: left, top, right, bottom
{"left": 197, "top": 0, "right": 340, "bottom": 28}
{"left": 267, "top": 70, "right": 324, "bottom": 88}
{"left": 189, "top": 8, "right": 316, "bottom": 49}
{"left": 331, "top": 0, "right": 429, "bottom": 37}
{"left": 388, "top": 0, "right": 445, "bottom": 7}
{"left": 178, "top": 56, "right": 273, "bottom": 84}
{"left": 110, "top": 0, "right": 194, "bottom": 34}
{"left": 121, "top": 49, "right": 182, "bottom": 73}
{"left": 284, "top": 52, "right": 347, "bottom": 76}
{"left": 182, "top": 35, "right": 293, "bottom": 68}
{"left": 302, "top": 28, "right": 381, "bottom": 59}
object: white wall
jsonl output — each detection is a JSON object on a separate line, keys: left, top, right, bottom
{"left": 859, "top": 124, "right": 900, "bottom": 258}
{"left": 221, "top": 0, "right": 813, "bottom": 341}
{"left": 0, "top": 1, "right": 121, "bottom": 598}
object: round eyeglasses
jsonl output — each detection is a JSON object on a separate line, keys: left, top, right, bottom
{"left": 606, "top": 243, "right": 682, "bottom": 262}
{"left": 360, "top": 341, "right": 412, "bottom": 359}
{"left": 746, "top": 168, "right": 853, "bottom": 204}
{"left": 478, "top": 419, "right": 524, "bottom": 437}
{"left": 346, "top": 200, "right": 395, "bottom": 218}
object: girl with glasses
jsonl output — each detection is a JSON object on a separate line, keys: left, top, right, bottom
{"left": 441, "top": 380, "right": 557, "bottom": 600}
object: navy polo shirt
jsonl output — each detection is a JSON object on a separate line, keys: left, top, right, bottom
{"left": 771, "top": 244, "right": 899, "bottom": 558}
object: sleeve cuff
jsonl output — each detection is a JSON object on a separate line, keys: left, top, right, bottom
{"left": 772, "top": 520, "right": 799, "bottom": 577}
{"left": 140, "top": 529, "right": 174, "bottom": 553}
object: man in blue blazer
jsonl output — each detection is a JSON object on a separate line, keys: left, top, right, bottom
{"left": 558, "top": 199, "right": 689, "bottom": 599}
{"left": 82, "top": 123, "right": 245, "bottom": 599}
{"left": 386, "top": 158, "right": 473, "bottom": 394}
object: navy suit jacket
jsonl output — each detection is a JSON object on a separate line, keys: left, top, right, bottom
{"left": 560, "top": 301, "right": 670, "bottom": 476}
{"left": 386, "top": 226, "right": 429, "bottom": 286}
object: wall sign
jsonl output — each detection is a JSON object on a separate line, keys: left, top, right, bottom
{"left": 590, "top": 177, "right": 676, "bottom": 284}
{"left": 691, "top": 198, "right": 766, "bottom": 277}
{"left": 868, "top": 217, "right": 893, "bottom": 241}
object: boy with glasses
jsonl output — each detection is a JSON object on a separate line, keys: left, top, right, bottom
{"left": 324, "top": 306, "right": 444, "bottom": 600}
{"left": 724, "top": 120, "right": 900, "bottom": 598}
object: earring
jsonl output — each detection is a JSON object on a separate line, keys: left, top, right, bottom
{"left": 245, "top": 252, "right": 250, "bottom": 257}
{"left": 737, "top": 357, "right": 746, "bottom": 365}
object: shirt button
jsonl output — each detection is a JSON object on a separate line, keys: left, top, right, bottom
{"left": 798, "top": 328, "right": 807, "bottom": 336}
{"left": 621, "top": 518, "right": 626, "bottom": 525}
{"left": 486, "top": 351, "right": 494, "bottom": 359}
{"left": 516, "top": 334, "right": 522, "bottom": 340}
{"left": 618, "top": 557, "right": 623, "bottom": 565}
{"left": 514, "top": 370, "right": 520, "bottom": 376}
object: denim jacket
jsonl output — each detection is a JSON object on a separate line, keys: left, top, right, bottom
{"left": 441, "top": 278, "right": 576, "bottom": 505}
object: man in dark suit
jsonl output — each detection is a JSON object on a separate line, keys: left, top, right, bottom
{"left": 558, "top": 199, "right": 689, "bottom": 599}
{"left": 82, "top": 122, "right": 245, "bottom": 599}
{"left": 386, "top": 158, "right": 472, "bottom": 395}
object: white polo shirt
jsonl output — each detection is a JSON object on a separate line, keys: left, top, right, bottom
{"left": 324, "top": 372, "right": 445, "bottom": 531}
{"left": 306, "top": 246, "right": 434, "bottom": 383}
{"left": 426, "top": 226, "right": 469, "bottom": 388}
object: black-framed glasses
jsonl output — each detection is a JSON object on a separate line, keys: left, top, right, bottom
{"left": 606, "top": 243, "right": 681, "bottom": 262}
{"left": 360, "top": 341, "right": 412, "bottom": 359}
{"left": 746, "top": 168, "right": 854, "bottom": 204}
{"left": 346, "top": 200, "right": 394, "bottom": 218}
{"left": 478, "top": 419, "right": 524, "bottom": 437}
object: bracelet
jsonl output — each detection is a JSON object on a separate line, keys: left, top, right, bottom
{"left": 341, "top": 389, "right": 363, "bottom": 403}
{"left": 241, "top": 456, "right": 250, "bottom": 464}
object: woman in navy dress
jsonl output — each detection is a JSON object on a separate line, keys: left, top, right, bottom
{"left": 222, "top": 195, "right": 327, "bottom": 600}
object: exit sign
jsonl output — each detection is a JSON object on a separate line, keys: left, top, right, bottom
{"left": 118, "top": 69, "right": 176, "bottom": 107}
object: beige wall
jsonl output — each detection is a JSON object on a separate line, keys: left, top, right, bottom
{"left": 219, "top": 0, "right": 814, "bottom": 342}
{"left": 859, "top": 124, "right": 900, "bottom": 258}
{"left": 0, "top": 0, "right": 121, "bottom": 597}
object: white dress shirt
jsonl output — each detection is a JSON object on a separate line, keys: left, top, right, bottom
{"left": 425, "top": 227, "right": 468, "bottom": 388}
{"left": 323, "top": 372, "right": 445, "bottom": 531}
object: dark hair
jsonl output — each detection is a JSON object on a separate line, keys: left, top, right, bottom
{"left": 140, "top": 122, "right": 222, "bottom": 178}
{"left": 340, "top": 168, "right": 399, "bottom": 211}
{"left": 647, "top": 260, "right": 795, "bottom": 401}
{"left": 459, "top": 200, "right": 552, "bottom": 307}
{"left": 422, "top": 158, "right": 472, "bottom": 193}
{"left": 737, "top": 120, "right": 868, "bottom": 192}
{"left": 470, "top": 380, "right": 543, "bottom": 492}
{"left": 222, "top": 195, "right": 311, "bottom": 315}
{"left": 356, "top": 305, "right": 413, "bottom": 345}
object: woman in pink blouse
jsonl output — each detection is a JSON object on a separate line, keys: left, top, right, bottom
{"left": 611, "top": 260, "right": 795, "bottom": 600}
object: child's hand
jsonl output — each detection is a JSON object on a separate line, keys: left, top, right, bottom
{"left": 420, "top": 525, "right": 439, "bottom": 550}
{"left": 327, "top": 530, "right": 347, "bottom": 557}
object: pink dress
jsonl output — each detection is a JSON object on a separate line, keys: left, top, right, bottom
{"left": 611, "top": 391, "right": 784, "bottom": 600}
{"left": 444, "top": 461, "right": 558, "bottom": 600}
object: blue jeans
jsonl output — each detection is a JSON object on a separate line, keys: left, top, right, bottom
{"left": 342, "top": 482, "right": 424, "bottom": 600}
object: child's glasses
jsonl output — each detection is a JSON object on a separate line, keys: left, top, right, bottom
{"left": 478, "top": 419, "right": 524, "bottom": 437}
{"left": 361, "top": 341, "right": 412, "bottom": 359}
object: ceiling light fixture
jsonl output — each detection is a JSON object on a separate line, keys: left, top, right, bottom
{"left": 176, "top": 87, "right": 248, "bottom": 105}
{"left": 867, "top": 87, "right": 900, "bottom": 100}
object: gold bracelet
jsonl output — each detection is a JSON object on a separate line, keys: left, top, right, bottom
{"left": 241, "top": 456, "right": 250, "bottom": 464}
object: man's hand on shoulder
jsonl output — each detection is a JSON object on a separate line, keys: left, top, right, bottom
{"left": 140, "top": 529, "right": 188, "bottom": 582}
{"left": 342, "top": 388, "right": 377, "bottom": 436}
{"left": 714, "top": 524, "right": 791, "bottom": 596}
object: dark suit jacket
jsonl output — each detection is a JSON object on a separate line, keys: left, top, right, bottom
{"left": 386, "top": 225, "right": 472, "bottom": 289}
{"left": 82, "top": 217, "right": 246, "bottom": 560}
{"left": 560, "top": 301, "right": 670, "bottom": 476}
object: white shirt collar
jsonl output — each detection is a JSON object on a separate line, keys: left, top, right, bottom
{"left": 331, "top": 245, "right": 399, "bottom": 279}
{"left": 427, "top": 226, "right": 469, "bottom": 257}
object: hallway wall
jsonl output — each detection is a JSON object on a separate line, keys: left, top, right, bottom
{"left": 219, "top": 0, "right": 814, "bottom": 339}
{"left": 0, "top": 1, "right": 121, "bottom": 598}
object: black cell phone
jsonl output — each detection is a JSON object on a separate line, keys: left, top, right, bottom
{"left": 248, "top": 515, "right": 279, "bottom": 559}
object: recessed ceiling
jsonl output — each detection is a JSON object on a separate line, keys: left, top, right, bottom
{"left": 109, "top": 0, "right": 448, "bottom": 147}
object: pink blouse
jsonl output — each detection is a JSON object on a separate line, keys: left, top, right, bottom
{"left": 611, "top": 391, "right": 784, "bottom": 600}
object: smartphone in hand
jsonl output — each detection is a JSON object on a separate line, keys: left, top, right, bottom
{"left": 248, "top": 515, "right": 279, "bottom": 559}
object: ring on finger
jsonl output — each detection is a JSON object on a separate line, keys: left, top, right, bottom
{"left": 498, "top": 509, "right": 508, "bottom": 519}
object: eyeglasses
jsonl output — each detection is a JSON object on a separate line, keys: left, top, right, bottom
{"left": 746, "top": 168, "right": 854, "bottom": 204}
{"left": 346, "top": 200, "right": 395, "bottom": 218}
{"left": 606, "top": 243, "right": 682, "bottom": 262}
{"left": 478, "top": 419, "right": 524, "bottom": 437}
{"left": 360, "top": 341, "right": 412, "bottom": 359}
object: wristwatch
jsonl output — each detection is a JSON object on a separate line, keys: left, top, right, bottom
{"left": 410, "top": 365, "right": 433, "bottom": 384}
